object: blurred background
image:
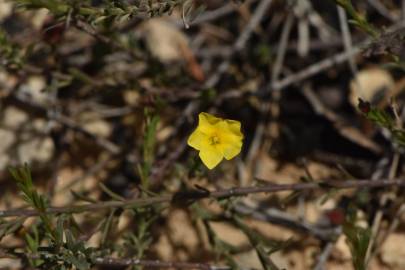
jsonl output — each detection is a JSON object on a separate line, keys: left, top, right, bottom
{"left": 0, "top": 0, "right": 405, "bottom": 269}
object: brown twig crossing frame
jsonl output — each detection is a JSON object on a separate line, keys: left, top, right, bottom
{"left": 1, "top": 178, "right": 404, "bottom": 218}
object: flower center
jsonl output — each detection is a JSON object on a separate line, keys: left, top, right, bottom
{"left": 209, "top": 134, "right": 220, "bottom": 145}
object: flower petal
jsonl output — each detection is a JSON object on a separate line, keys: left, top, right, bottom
{"left": 199, "top": 112, "right": 221, "bottom": 125}
{"left": 187, "top": 129, "right": 206, "bottom": 150}
{"left": 218, "top": 120, "right": 243, "bottom": 145}
{"left": 199, "top": 146, "right": 223, "bottom": 169}
{"left": 224, "top": 119, "right": 243, "bottom": 138}
{"left": 220, "top": 143, "right": 242, "bottom": 160}
{"left": 198, "top": 112, "right": 221, "bottom": 134}
{"left": 214, "top": 119, "right": 243, "bottom": 160}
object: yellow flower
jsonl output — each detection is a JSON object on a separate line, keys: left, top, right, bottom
{"left": 187, "top": 112, "right": 244, "bottom": 169}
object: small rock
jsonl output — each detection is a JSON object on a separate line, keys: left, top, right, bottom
{"left": 0, "top": 0, "right": 12, "bottom": 22}
{"left": 210, "top": 221, "right": 249, "bottom": 246}
{"left": 333, "top": 235, "right": 352, "bottom": 261}
{"left": 31, "top": 8, "right": 49, "bottom": 30}
{"left": 0, "top": 129, "right": 15, "bottom": 153}
{"left": 3, "top": 106, "right": 28, "bottom": 128}
{"left": 17, "top": 137, "right": 54, "bottom": 165}
{"left": 234, "top": 249, "right": 263, "bottom": 269}
{"left": 79, "top": 112, "right": 112, "bottom": 138}
{"left": 154, "top": 233, "right": 174, "bottom": 261}
{"left": 0, "top": 71, "right": 18, "bottom": 96}
{"left": 167, "top": 209, "right": 199, "bottom": 252}
{"left": 123, "top": 90, "right": 140, "bottom": 106}
{"left": 0, "top": 106, "right": 54, "bottom": 170}
{"left": 18, "top": 76, "right": 48, "bottom": 105}
{"left": 381, "top": 233, "right": 405, "bottom": 269}
{"left": 140, "top": 18, "right": 189, "bottom": 63}
{"left": 349, "top": 68, "right": 394, "bottom": 108}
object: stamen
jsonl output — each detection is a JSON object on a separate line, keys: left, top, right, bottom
{"left": 209, "top": 135, "right": 220, "bottom": 145}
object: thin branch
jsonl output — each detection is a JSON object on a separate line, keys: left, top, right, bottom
{"left": 94, "top": 257, "right": 230, "bottom": 270}
{"left": 234, "top": 202, "right": 339, "bottom": 240}
{"left": 2, "top": 178, "right": 405, "bottom": 218}
{"left": 0, "top": 196, "right": 170, "bottom": 218}
{"left": 337, "top": 6, "right": 358, "bottom": 76}
{"left": 5, "top": 252, "right": 230, "bottom": 270}
{"left": 366, "top": 153, "right": 401, "bottom": 265}
{"left": 271, "top": 13, "right": 294, "bottom": 82}
{"left": 74, "top": 19, "right": 140, "bottom": 60}
{"left": 11, "top": 88, "right": 139, "bottom": 164}
{"left": 302, "top": 84, "right": 382, "bottom": 153}
{"left": 177, "top": 2, "right": 240, "bottom": 27}
{"left": 205, "top": 0, "right": 273, "bottom": 88}
{"left": 367, "top": 0, "right": 399, "bottom": 22}
{"left": 313, "top": 241, "right": 336, "bottom": 270}
{"left": 268, "top": 45, "right": 362, "bottom": 91}
{"left": 267, "top": 11, "right": 294, "bottom": 162}
{"left": 264, "top": 20, "right": 405, "bottom": 93}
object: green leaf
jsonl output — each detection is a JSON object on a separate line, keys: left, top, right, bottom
{"left": 9, "top": 165, "right": 57, "bottom": 241}
{"left": 0, "top": 218, "right": 24, "bottom": 241}
{"left": 63, "top": 251, "right": 91, "bottom": 270}
{"left": 100, "top": 210, "right": 116, "bottom": 247}
{"left": 343, "top": 223, "right": 371, "bottom": 270}
{"left": 140, "top": 109, "right": 160, "bottom": 189}
{"left": 358, "top": 99, "right": 405, "bottom": 147}
{"left": 98, "top": 182, "right": 125, "bottom": 201}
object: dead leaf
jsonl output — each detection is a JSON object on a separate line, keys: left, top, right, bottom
{"left": 140, "top": 18, "right": 204, "bottom": 81}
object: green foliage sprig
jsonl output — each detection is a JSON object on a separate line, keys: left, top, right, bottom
{"left": 138, "top": 108, "right": 160, "bottom": 190}
{"left": 16, "top": 0, "right": 205, "bottom": 26}
{"left": 9, "top": 165, "right": 99, "bottom": 270}
{"left": 358, "top": 99, "right": 405, "bottom": 147}
{"left": 334, "top": 0, "right": 379, "bottom": 38}
{"left": 0, "top": 30, "right": 25, "bottom": 69}
{"left": 9, "top": 165, "right": 56, "bottom": 241}
{"left": 343, "top": 222, "right": 371, "bottom": 270}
